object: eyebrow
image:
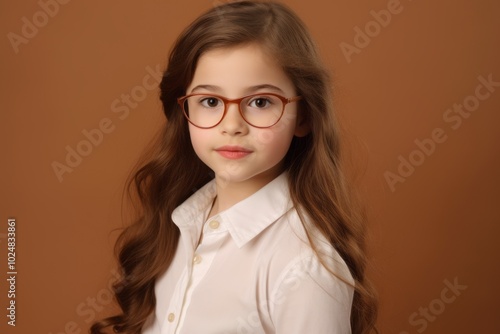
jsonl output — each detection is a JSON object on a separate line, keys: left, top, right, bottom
{"left": 190, "top": 84, "right": 286, "bottom": 95}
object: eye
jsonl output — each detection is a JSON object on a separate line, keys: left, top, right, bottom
{"left": 249, "top": 96, "right": 273, "bottom": 109}
{"left": 199, "top": 96, "right": 222, "bottom": 108}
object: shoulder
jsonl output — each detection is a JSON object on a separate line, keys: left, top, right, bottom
{"left": 264, "top": 207, "right": 355, "bottom": 297}
{"left": 261, "top": 208, "right": 354, "bottom": 331}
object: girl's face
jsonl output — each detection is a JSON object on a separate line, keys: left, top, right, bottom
{"left": 186, "top": 43, "right": 308, "bottom": 187}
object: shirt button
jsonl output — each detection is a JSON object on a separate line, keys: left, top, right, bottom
{"left": 209, "top": 220, "right": 220, "bottom": 230}
{"left": 167, "top": 313, "right": 175, "bottom": 322}
{"left": 193, "top": 254, "right": 202, "bottom": 264}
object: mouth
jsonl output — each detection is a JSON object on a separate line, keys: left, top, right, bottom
{"left": 215, "top": 146, "right": 253, "bottom": 159}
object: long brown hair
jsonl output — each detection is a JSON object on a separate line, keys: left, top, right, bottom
{"left": 91, "top": 1, "right": 377, "bottom": 333}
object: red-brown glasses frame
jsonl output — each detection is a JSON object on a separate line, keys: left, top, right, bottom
{"left": 176, "top": 93, "right": 302, "bottom": 129}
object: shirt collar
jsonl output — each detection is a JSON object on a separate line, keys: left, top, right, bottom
{"left": 221, "top": 172, "right": 293, "bottom": 248}
{"left": 171, "top": 171, "right": 293, "bottom": 248}
{"left": 171, "top": 178, "right": 217, "bottom": 247}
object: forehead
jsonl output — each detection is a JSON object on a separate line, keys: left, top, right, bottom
{"left": 187, "top": 43, "right": 295, "bottom": 95}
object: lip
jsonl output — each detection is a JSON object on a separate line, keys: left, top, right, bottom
{"left": 215, "top": 145, "right": 253, "bottom": 159}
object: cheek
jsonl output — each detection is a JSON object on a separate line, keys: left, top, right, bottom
{"left": 188, "top": 126, "right": 211, "bottom": 157}
{"left": 252, "top": 125, "right": 295, "bottom": 157}
{"left": 254, "top": 110, "right": 298, "bottom": 150}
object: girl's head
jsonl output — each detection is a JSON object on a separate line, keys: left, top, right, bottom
{"left": 92, "top": 2, "right": 377, "bottom": 334}
{"left": 160, "top": 0, "right": 336, "bottom": 182}
{"left": 183, "top": 42, "right": 309, "bottom": 186}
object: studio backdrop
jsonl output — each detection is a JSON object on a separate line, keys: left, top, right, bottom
{"left": 1, "top": 0, "right": 499, "bottom": 333}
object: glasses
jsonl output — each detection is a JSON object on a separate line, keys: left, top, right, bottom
{"left": 177, "top": 93, "right": 302, "bottom": 129}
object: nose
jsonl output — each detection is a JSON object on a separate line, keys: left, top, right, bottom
{"left": 219, "top": 101, "right": 248, "bottom": 135}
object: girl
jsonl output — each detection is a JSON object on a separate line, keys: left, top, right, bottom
{"left": 92, "top": 1, "right": 377, "bottom": 333}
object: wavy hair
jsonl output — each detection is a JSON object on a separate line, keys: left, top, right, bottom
{"left": 91, "top": 1, "right": 378, "bottom": 333}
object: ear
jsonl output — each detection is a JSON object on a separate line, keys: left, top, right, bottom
{"left": 294, "top": 110, "right": 310, "bottom": 137}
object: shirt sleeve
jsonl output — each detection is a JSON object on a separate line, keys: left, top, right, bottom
{"left": 269, "top": 255, "right": 354, "bottom": 334}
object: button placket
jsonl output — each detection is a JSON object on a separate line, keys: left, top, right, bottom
{"left": 172, "top": 219, "right": 226, "bottom": 333}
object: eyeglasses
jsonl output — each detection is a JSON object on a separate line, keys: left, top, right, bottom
{"left": 177, "top": 93, "right": 302, "bottom": 129}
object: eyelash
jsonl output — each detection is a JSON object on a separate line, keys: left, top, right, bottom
{"left": 250, "top": 98, "right": 272, "bottom": 108}
{"left": 199, "top": 97, "right": 222, "bottom": 108}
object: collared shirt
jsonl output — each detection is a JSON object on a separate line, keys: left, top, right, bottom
{"left": 142, "top": 172, "right": 354, "bottom": 334}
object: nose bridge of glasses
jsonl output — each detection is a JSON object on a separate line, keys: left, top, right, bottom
{"left": 223, "top": 97, "right": 245, "bottom": 117}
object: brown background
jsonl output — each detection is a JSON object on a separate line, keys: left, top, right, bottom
{"left": 1, "top": 0, "right": 499, "bottom": 333}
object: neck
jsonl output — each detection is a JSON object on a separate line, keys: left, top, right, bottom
{"left": 209, "top": 165, "right": 284, "bottom": 217}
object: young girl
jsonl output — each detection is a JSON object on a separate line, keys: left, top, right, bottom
{"left": 92, "top": 1, "right": 377, "bottom": 333}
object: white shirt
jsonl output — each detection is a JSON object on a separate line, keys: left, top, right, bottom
{"left": 142, "top": 172, "right": 354, "bottom": 334}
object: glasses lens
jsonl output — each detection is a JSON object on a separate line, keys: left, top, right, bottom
{"left": 184, "top": 95, "right": 224, "bottom": 127}
{"left": 241, "top": 95, "right": 284, "bottom": 127}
